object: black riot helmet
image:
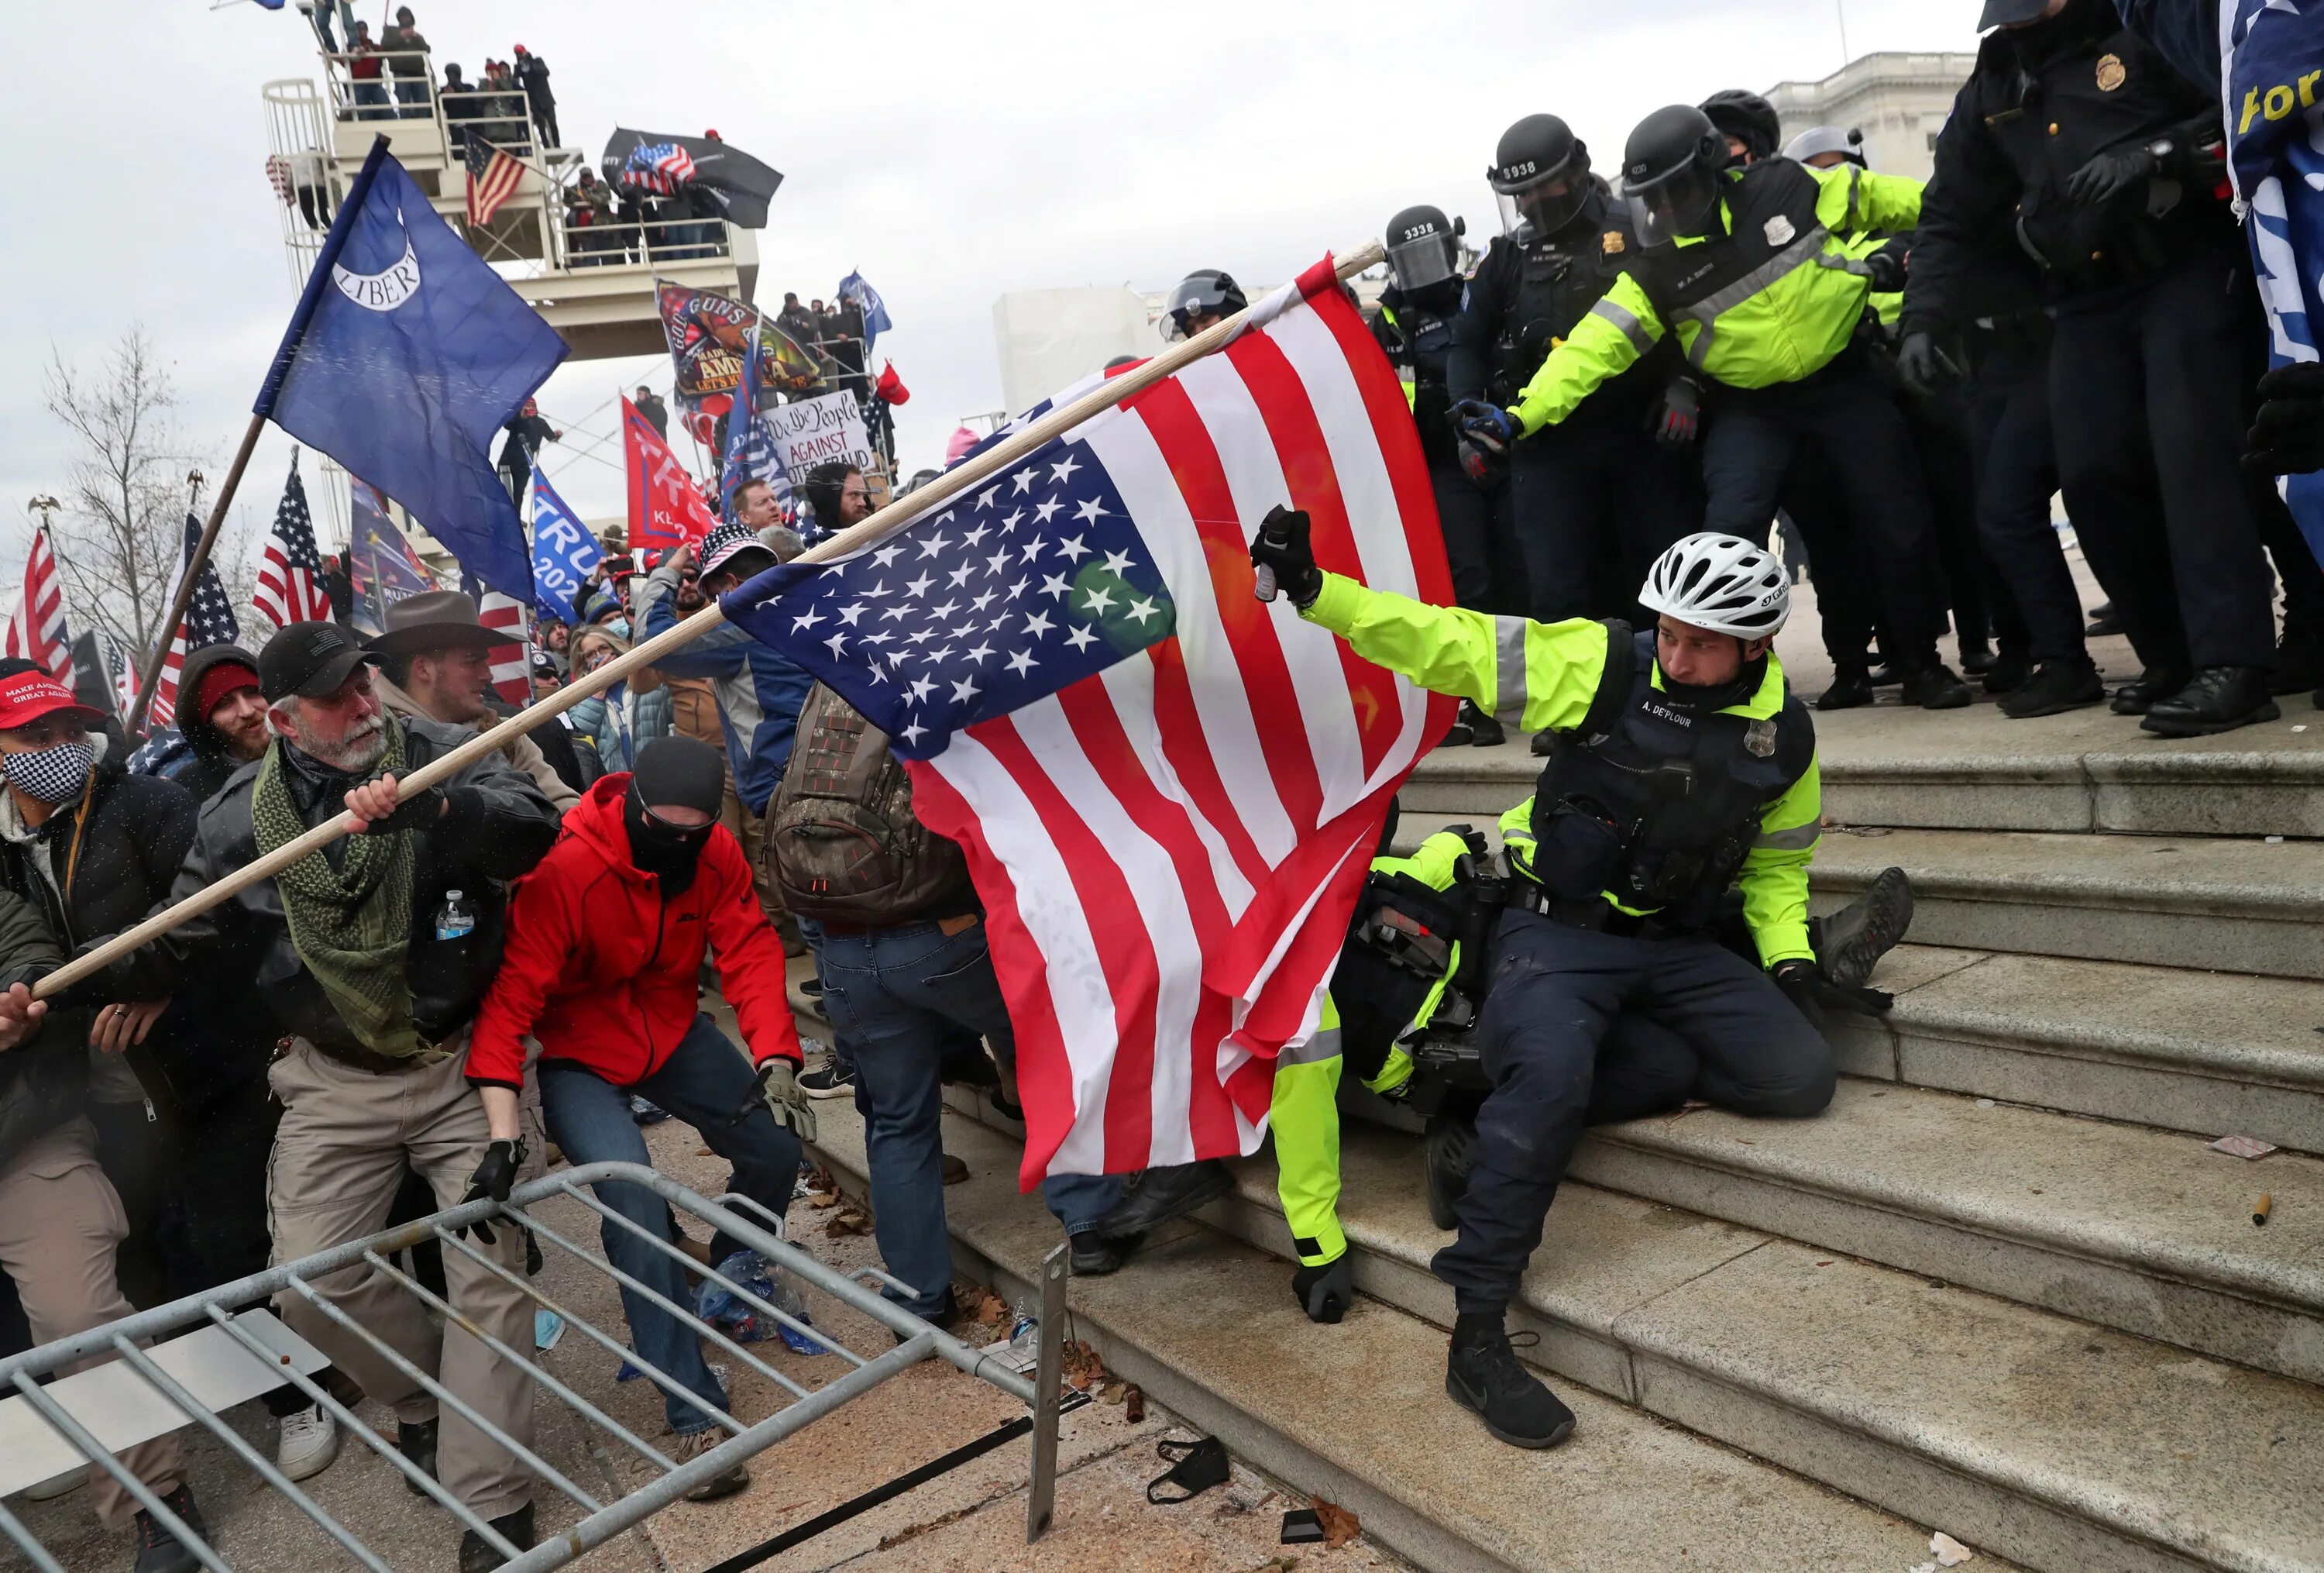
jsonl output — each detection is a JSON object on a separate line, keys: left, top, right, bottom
{"left": 1384, "top": 205, "right": 1465, "bottom": 294}
{"left": 1487, "top": 113, "right": 1591, "bottom": 241}
{"left": 1162, "top": 270, "right": 1247, "bottom": 342}
{"left": 1700, "top": 88, "right": 1783, "bottom": 165}
{"left": 1621, "top": 105, "right": 1732, "bottom": 249}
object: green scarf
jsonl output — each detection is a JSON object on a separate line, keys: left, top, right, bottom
{"left": 253, "top": 723, "right": 428, "bottom": 1060}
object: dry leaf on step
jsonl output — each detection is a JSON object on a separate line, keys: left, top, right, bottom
{"left": 1311, "top": 1498, "right": 1360, "bottom": 1549}
{"left": 824, "top": 1207, "right": 871, "bottom": 1237}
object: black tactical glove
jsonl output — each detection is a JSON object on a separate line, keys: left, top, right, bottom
{"left": 355, "top": 779, "right": 446, "bottom": 835}
{"left": 1772, "top": 959, "right": 1893, "bottom": 1021}
{"left": 1862, "top": 244, "right": 1909, "bottom": 295}
{"left": 2065, "top": 145, "right": 2161, "bottom": 207}
{"left": 2244, "top": 360, "right": 2324, "bottom": 476}
{"left": 1249, "top": 504, "right": 1323, "bottom": 608}
{"left": 1651, "top": 377, "right": 1701, "bottom": 449}
{"left": 1450, "top": 398, "right": 1516, "bottom": 452}
{"left": 1896, "top": 332, "right": 1963, "bottom": 398}
{"left": 457, "top": 1138, "right": 524, "bottom": 1244}
{"left": 1291, "top": 1253, "right": 1355, "bottom": 1324}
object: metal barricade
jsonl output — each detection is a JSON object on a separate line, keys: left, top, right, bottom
{"left": 0, "top": 1163, "right": 1066, "bottom": 1571}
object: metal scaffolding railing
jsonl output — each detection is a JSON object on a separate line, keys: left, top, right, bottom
{"left": 0, "top": 1163, "right": 1067, "bottom": 1571}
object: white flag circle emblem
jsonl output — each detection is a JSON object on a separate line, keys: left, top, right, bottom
{"left": 331, "top": 215, "right": 421, "bottom": 312}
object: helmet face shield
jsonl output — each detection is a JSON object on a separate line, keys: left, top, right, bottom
{"left": 1494, "top": 168, "right": 1590, "bottom": 243}
{"left": 1625, "top": 160, "right": 1724, "bottom": 248}
{"left": 1386, "top": 228, "right": 1459, "bottom": 294}
{"left": 1161, "top": 271, "right": 1245, "bottom": 343}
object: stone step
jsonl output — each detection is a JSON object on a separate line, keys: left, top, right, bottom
{"left": 861, "top": 1101, "right": 2324, "bottom": 1573}
{"left": 1390, "top": 811, "right": 2324, "bottom": 982}
{"left": 1838, "top": 944, "right": 2324, "bottom": 1155}
{"left": 1572, "top": 1077, "right": 2324, "bottom": 1386}
{"left": 1401, "top": 701, "right": 2324, "bottom": 839}
{"left": 805, "top": 1111, "right": 2004, "bottom": 1573}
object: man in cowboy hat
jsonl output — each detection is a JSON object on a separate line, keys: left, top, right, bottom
{"left": 369, "top": 590, "right": 578, "bottom": 813}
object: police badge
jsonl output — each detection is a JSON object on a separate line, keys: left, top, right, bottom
{"left": 1764, "top": 215, "right": 1797, "bottom": 247}
{"left": 2095, "top": 53, "right": 2127, "bottom": 92}
{"left": 1603, "top": 230, "right": 1628, "bottom": 256}
{"left": 1745, "top": 719, "right": 1778, "bottom": 758}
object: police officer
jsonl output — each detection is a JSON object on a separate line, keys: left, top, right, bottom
{"left": 1449, "top": 115, "right": 1701, "bottom": 665}
{"left": 1375, "top": 204, "right": 1516, "bottom": 745}
{"left": 1253, "top": 514, "right": 1865, "bottom": 1450}
{"left": 1162, "top": 270, "right": 1244, "bottom": 342}
{"left": 1463, "top": 105, "right": 1972, "bottom": 708}
{"left": 1701, "top": 88, "right": 1783, "bottom": 167}
{"left": 1903, "top": 0, "right": 2278, "bottom": 736}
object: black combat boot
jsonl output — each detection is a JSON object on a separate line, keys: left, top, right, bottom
{"left": 1092, "top": 1159, "right": 1232, "bottom": 1235}
{"left": 2140, "top": 666, "right": 2281, "bottom": 737}
{"left": 1997, "top": 656, "right": 2104, "bottom": 719}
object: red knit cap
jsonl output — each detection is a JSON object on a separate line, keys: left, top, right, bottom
{"left": 192, "top": 661, "right": 260, "bottom": 723}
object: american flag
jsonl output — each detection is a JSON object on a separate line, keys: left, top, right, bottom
{"left": 460, "top": 569, "right": 531, "bottom": 707}
{"left": 5, "top": 527, "right": 71, "bottom": 680}
{"left": 725, "top": 255, "right": 1454, "bottom": 1183}
{"left": 253, "top": 456, "right": 335, "bottom": 628}
{"left": 621, "top": 142, "right": 696, "bottom": 194}
{"left": 466, "top": 136, "right": 525, "bottom": 228}
{"left": 150, "top": 513, "right": 243, "bottom": 729}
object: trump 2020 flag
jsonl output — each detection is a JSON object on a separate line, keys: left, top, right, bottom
{"left": 723, "top": 255, "right": 1454, "bottom": 1186}
{"left": 254, "top": 139, "right": 569, "bottom": 602}
{"left": 530, "top": 473, "right": 603, "bottom": 621}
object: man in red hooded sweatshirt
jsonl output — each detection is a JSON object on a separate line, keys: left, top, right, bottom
{"left": 466, "top": 737, "right": 813, "bottom": 1499}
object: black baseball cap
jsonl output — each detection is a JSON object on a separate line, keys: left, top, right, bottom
{"left": 1978, "top": 0, "right": 2055, "bottom": 29}
{"left": 259, "top": 620, "right": 376, "bottom": 702}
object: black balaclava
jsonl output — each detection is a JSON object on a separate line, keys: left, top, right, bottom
{"left": 1659, "top": 643, "right": 1769, "bottom": 712}
{"left": 624, "top": 736, "right": 725, "bottom": 895}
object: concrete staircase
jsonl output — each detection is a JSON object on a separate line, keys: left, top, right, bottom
{"left": 806, "top": 700, "right": 2324, "bottom": 1573}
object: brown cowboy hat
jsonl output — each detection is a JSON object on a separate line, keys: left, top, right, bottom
{"left": 364, "top": 590, "right": 508, "bottom": 656}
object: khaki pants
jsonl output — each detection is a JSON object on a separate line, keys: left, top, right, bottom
{"left": 0, "top": 1120, "right": 183, "bottom": 1528}
{"left": 267, "top": 1041, "right": 534, "bottom": 1519}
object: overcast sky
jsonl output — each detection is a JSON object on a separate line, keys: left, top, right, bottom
{"left": 0, "top": 0, "right": 1982, "bottom": 577}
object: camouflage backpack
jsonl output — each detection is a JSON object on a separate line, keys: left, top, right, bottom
{"left": 766, "top": 684, "right": 972, "bottom": 925}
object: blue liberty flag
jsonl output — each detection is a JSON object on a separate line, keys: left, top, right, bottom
{"left": 254, "top": 138, "right": 569, "bottom": 601}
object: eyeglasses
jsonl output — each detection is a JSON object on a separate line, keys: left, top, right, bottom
{"left": 0, "top": 717, "right": 88, "bottom": 749}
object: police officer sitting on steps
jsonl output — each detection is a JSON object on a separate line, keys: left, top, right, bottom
{"left": 1250, "top": 513, "right": 1886, "bottom": 1450}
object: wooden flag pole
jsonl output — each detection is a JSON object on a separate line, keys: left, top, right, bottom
{"left": 128, "top": 411, "right": 269, "bottom": 736}
{"left": 33, "top": 242, "right": 1385, "bottom": 1002}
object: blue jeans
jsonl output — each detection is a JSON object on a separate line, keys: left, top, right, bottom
{"left": 538, "top": 1014, "right": 803, "bottom": 1436}
{"left": 813, "top": 919, "right": 1122, "bottom": 1316}
{"left": 352, "top": 81, "right": 390, "bottom": 119}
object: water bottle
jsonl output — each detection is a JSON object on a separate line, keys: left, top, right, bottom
{"left": 434, "top": 888, "right": 476, "bottom": 941}
{"left": 1007, "top": 1295, "right": 1040, "bottom": 1359}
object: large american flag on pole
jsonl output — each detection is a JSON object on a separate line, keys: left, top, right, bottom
{"left": 5, "top": 527, "right": 71, "bottom": 680}
{"left": 151, "top": 512, "right": 242, "bottom": 728}
{"left": 253, "top": 456, "right": 335, "bottom": 628}
{"left": 724, "top": 255, "right": 1453, "bottom": 1184}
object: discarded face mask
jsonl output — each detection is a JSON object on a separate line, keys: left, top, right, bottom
{"left": 1147, "top": 1434, "right": 1231, "bottom": 1503}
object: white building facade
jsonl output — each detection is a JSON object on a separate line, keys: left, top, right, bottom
{"left": 1767, "top": 51, "right": 1981, "bottom": 184}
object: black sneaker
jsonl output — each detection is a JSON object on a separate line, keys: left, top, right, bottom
{"left": 798, "top": 1060, "right": 854, "bottom": 1100}
{"left": 1445, "top": 1320, "right": 1575, "bottom": 1449}
{"left": 1459, "top": 700, "right": 1505, "bottom": 747}
{"left": 2110, "top": 666, "right": 2191, "bottom": 715}
{"left": 1982, "top": 649, "right": 2033, "bottom": 696}
{"left": 1957, "top": 638, "right": 1997, "bottom": 676}
{"left": 1092, "top": 1159, "right": 1232, "bottom": 1235}
{"left": 1528, "top": 728, "right": 1554, "bottom": 757}
{"left": 1899, "top": 663, "right": 1973, "bottom": 710}
{"left": 398, "top": 1417, "right": 438, "bottom": 1496}
{"left": 2140, "top": 666, "right": 2281, "bottom": 738}
{"left": 1817, "top": 867, "right": 1914, "bottom": 991}
{"left": 132, "top": 1485, "right": 205, "bottom": 1573}
{"left": 1068, "top": 1231, "right": 1142, "bottom": 1275}
{"left": 1998, "top": 657, "right": 2105, "bottom": 719}
{"left": 1816, "top": 667, "right": 1874, "bottom": 711}
{"left": 2086, "top": 601, "right": 2124, "bottom": 638}
{"left": 457, "top": 1504, "right": 537, "bottom": 1573}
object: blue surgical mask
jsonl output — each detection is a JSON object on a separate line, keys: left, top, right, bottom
{"left": 0, "top": 738, "right": 95, "bottom": 807}
{"left": 610, "top": 618, "right": 631, "bottom": 641}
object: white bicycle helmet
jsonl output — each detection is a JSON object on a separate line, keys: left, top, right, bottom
{"left": 1638, "top": 532, "right": 1791, "bottom": 638}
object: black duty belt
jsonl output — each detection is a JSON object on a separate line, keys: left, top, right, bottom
{"left": 1504, "top": 882, "right": 1669, "bottom": 940}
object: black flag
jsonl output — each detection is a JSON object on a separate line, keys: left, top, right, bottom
{"left": 601, "top": 127, "right": 783, "bottom": 228}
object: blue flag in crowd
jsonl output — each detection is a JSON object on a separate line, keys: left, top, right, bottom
{"left": 839, "top": 272, "right": 892, "bottom": 351}
{"left": 253, "top": 139, "right": 569, "bottom": 601}
{"left": 720, "top": 327, "right": 792, "bottom": 515}
{"left": 2117, "top": 0, "right": 2324, "bottom": 557}
{"left": 529, "top": 472, "right": 603, "bottom": 621}
{"left": 347, "top": 479, "right": 438, "bottom": 636}
{"left": 720, "top": 430, "right": 1174, "bottom": 759}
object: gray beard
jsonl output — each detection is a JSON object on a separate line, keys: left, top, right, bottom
{"left": 301, "top": 717, "right": 389, "bottom": 774}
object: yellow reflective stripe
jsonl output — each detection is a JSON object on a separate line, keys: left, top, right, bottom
{"left": 1363, "top": 1045, "right": 1415, "bottom": 1097}
{"left": 1278, "top": 1026, "right": 1343, "bottom": 1068}
{"left": 1752, "top": 821, "right": 1822, "bottom": 851}
{"left": 1678, "top": 225, "right": 1832, "bottom": 327}
{"left": 1493, "top": 617, "right": 1531, "bottom": 722}
{"left": 1587, "top": 296, "right": 1655, "bottom": 358}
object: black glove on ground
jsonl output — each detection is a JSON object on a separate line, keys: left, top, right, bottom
{"left": 1772, "top": 959, "right": 1893, "bottom": 1021}
{"left": 2245, "top": 361, "right": 2324, "bottom": 476}
{"left": 1250, "top": 504, "right": 1322, "bottom": 608}
{"left": 1292, "top": 1254, "right": 1355, "bottom": 1324}
{"left": 458, "top": 1138, "right": 524, "bottom": 1244}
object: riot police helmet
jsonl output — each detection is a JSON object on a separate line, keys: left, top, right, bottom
{"left": 1700, "top": 88, "right": 1782, "bottom": 164}
{"left": 1161, "top": 270, "right": 1247, "bottom": 342}
{"left": 1621, "top": 106, "right": 1732, "bottom": 248}
{"left": 1781, "top": 124, "right": 1867, "bottom": 169}
{"left": 1487, "top": 113, "right": 1592, "bottom": 241}
{"left": 1384, "top": 205, "right": 1464, "bottom": 294}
